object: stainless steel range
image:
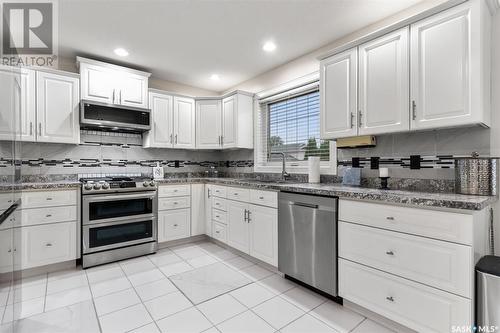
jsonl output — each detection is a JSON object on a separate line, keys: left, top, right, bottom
{"left": 80, "top": 177, "right": 158, "bottom": 268}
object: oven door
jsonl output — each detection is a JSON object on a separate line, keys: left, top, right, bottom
{"left": 83, "top": 192, "right": 156, "bottom": 225}
{"left": 82, "top": 216, "right": 157, "bottom": 254}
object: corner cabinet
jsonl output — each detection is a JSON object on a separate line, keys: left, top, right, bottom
{"left": 320, "top": 48, "right": 358, "bottom": 139}
{"left": 410, "top": 0, "right": 490, "bottom": 129}
{"left": 320, "top": 0, "right": 491, "bottom": 139}
{"left": 195, "top": 92, "right": 254, "bottom": 150}
{"left": 36, "top": 71, "right": 80, "bottom": 144}
{"left": 78, "top": 57, "right": 150, "bottom": 109}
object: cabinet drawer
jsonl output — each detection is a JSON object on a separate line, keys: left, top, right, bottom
{"left": 339, "top": 222, "right": 471, "bottom": 297}
{"left": 213, "top": 222, "right": 227, "bottom": 243}
{"left": 212, "top": 209, "right": 227, "bottom": 224}
{"left": 158, "top": 196, "right": 190, "bottom": 211}
{"left": 212, "top": 186, "right": 227, "bottom": 198}
{"left": 21, "top": 206, "right": 77, "bottom": 227}
{"left": 158, "top": 209, "right": 190, "bottom": 242}
{"left": 227, "top": 187, "right": 250, "bottom": 202}
{"left": 339, "top": 259, "right": 470, "bottom": 333}
{"left": 19, "top": 222, "right": 77, "bottom": 269}
{"left": 158, "top": 185, "right": 191, "bottom": 198}
{"left": 21, "top": 190, "right": 77, "bottom": 209}
{"left": 249, "top": 190, "right": 278, "bottom": 208}
{"left": 339, "top": 200, "right": 472, "bottom": 245}
{"left": 212, "top": 197, "right": 227, "bottom": 211}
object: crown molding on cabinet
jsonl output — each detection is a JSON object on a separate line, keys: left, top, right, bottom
{"left": 486, "top": 0, "right": 500, "bottom": 13}
{"left": 317, "top": 0, "right": 467, "bottom": 60}
{"left": 76, "top": 56, "right": 152, "bottom": 78}
{"left": 148, "top": 88, "right": 255, "bottom": 100}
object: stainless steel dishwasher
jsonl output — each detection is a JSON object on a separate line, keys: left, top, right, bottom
{"left": 278, "top": 192, "right": 338, "bottom": 296}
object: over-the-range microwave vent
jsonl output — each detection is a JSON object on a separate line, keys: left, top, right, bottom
{"left": 336, "top": 135, "right": 376, "bottom": 149}
{"left": 80, "top": 100, "right": 151, "bottom": 133}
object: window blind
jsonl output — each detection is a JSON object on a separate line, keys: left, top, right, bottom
{"left": 256, "top": 89, "right": 329, "bottom": 165}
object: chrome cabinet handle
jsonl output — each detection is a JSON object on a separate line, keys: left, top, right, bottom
{"left": 7, "top": 249, "right": 11, "bottom": 253}
{"left": 173, "top": 224, "right": 178, "bottom": 227}
{"left": 350, "top": 112, "right": 354, "bottom": 128}
{"left": 45, "top": 243, "right": 53, "bottom": 247}
{"left": 412, "top": 100, "right": 417, "bottom": 120}
{"left": 386, "top": 250, "right": 394, "bottom": 256}
{"left": 221, "top": 136, "right": 223, "bottom": 145}
{"left": 358, "top": 110, "right": 362, "bottom": 127}
{"left": 247, "top": 210, "right": 251, "bottom": 222}
{"left": 386, "top": 216, "right": 394, "bottom": 220}
{"left": 215, "top": 230, "right": 220, "bottom": 234}
{"left": 46, "top": 214, "right": 52, "bottom": 217}
{"left": 119, "top": 90, "right": 122, "bottom": 104}
{"left": 170, "top": 134, "right": 173, "bottom": 143}
{"left": 39, "top": 123, "right": 42, "bottom": 135}
{"left": 173, "top": 202, "right": 178, "bottom": 205}
{"left": 46, "top": 197, "right": 53, "bottom": 201}
{"left": 112, "top": 89, "right": 115, "bottom": 103}
{"left": 386, "top": 296, "right": 394, "bottom": 302}
{"left": 29, "top": 122, "right": 33, "bottom": 135}
{"left": 259, "top": 196, "right": 264, "bottom": 200}
{"left": 233, "top": 193, "right": 238, "bottom": 196}
{"left": 244, "top": 209, "right": 248, "bottom": 222}
{"left": 207, "top": 189, "right": 211, "bottom": 198}
{"left": 215, "top": 215, "right": 220, "bottom": 218}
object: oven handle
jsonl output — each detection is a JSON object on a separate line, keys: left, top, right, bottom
{"left": 83, "top": 192, "right": 157, "bottom": 203}
{"left": 83, "top": 215, "right": 156, "bottom": 228}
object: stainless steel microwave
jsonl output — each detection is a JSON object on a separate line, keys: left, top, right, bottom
{"left": 80, "top": 100, "right": 151, "bottom": 132}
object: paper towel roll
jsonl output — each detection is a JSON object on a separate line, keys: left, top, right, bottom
{"left": 308, "top": 157, "right": 320, "bottom": 183}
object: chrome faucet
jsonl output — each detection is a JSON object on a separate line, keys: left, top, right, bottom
{"left": 270, "top": 152, "right": 290, "bottom": 181}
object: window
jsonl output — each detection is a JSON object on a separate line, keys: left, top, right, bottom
{"left": 255, "top": 81, "right": 336, "bottom": 174}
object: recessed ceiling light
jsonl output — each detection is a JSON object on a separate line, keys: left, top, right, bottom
{"left": 114, "top": 48, "right": 129, "bottom": 57}
{"left": 210, "top": 74, "right": 220, "bottom": 81}
{"left": 262, "top": 41, "right": 276, "bottom": 52}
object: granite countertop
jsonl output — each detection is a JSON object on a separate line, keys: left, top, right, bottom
{"left": 157, "top": 178, "right": 497, "bottom": 211}
{"left": 0, "top": 178, "right": 496, "bottom": 211}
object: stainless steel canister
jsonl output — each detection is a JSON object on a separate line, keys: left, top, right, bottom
{"left": 454, "top": 153, "right": 498, "bottom": 196}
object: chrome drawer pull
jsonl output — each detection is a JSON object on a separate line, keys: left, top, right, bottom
{"left": 46, "top": 198, "right": 53, "bottom": 201}
{"left": 386, "top": 250, "right": 394, "bottom": 256}
{"left": 46, "top": 214, "right": 52, "bottom": 217}
{"left": 259, "top": 196, "right": 264, "bottom": 200}
{"left": 45, "top": 243, "right": 53, "bottom": 247}
{"left": 173, "top": 224, "right": 178, "bottom": 227}
{"left": 215, "top": 230, "right": 220, "bottom": 234}
{"left": 234, "top": 193, "right": 238, "bottom": 196}
{"left": 386, "top": 296, "right": 394, "bottom": 302}
{"left": 173, "top": 202, "right": 178, "bottom": 205}
{"left": 215, "top": 215, "right": 220, "bottom": 218}
{"left": 386, "top": 216, "right": 395, "bottom": 220}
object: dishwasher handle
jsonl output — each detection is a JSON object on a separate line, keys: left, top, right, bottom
{"left": 291, "top": 202, "right": 319, "bottom": 209}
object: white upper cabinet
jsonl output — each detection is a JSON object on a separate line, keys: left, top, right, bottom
{"left": 0, "top": 66, "right": 36, "bottom": 142}
{"left": 78, "top": 57, "right": 150, "bottom": 108}
{"left": 173, "top": 96, "right": 195, "bottom": 149}
{"left": 320, "top": 48, "right": 358, "bottom": 139}
{"left": 143, "top": 92, "right": 174, "bottom": 148}
{"left": 196, "top": 99, "right": 222, "bottom": 149}
{"left": 222, "top": 95, "right": 237, "bottom": 148}
{"left": 410, "top": 0, "right": 490, "bottom": 130}
{"left": 358, "top": 27, "right": 410, "bottom": 135}
{"left": 36, "top": 71, "right": 80, "bottom": 144}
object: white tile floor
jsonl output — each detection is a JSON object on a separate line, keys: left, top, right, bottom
{"left": 0, "top": 241, "right": 396, "bottom": 333}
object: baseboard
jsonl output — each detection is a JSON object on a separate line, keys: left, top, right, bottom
{"left": 0, "top": 260, "right": 77, "bottom": 283}
{"left": 158, "top": 234, "right": 208, "bottom": 249}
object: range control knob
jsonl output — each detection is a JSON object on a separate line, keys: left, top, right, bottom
{"left": 149, "top": 181, "right": 156, "bottom": 187}
{"left": 143, "top": 181, "right": 149, "bottom": 187}
{"left": 93, "top": 183, "right": 102, "bottom": 190}
{"left": 101, "top": 182, "right": 110, "bottom": 189}
{"left": 84, "top": 183, "right": 93, "bottom": 190}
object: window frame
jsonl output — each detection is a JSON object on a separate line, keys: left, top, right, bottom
{"left": 254, "top": 76, "right": 337, "bottom": 175}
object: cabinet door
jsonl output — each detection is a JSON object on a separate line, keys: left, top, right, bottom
{"left": 205, "top": 185, "right": 213, "bottom": 237}
{"left": 196, "top": 100, "right": 222, "bottom": 149}
{"left": 80, "top": 63, "right": 115, "bottom": 104}
{"left": 0, "top": 229, "right": 13, "bottom": 274}
{"left": 249, "top": 205, "right": 277, "bottom": 266}
{"left": 227, "top": 200, "right": 249, "bottom": 253}
{"left": 0, "top": 66, "right": 36, "bottom": 142}
{"left": 19, "top": 222, "right": 77, "bottom": 270}
{"left": 222, "top": 95, "right": 237, "bottom": 148}
{"left": 144, "top": 92, "right": 173, "bottom": 148}
{"left": 173, "top": 96, "right": 195, "bottom": 149}
{"left": 36, "top": 71, "right": 80, "bottom": 144}
{"left": 191, "top": 184, "right": 205, "bottom": 236}
{"left": 359, "top": 28, "right": 410, "bottom": 135}
{"left": 320, "top": 48, "right": 358, "bottom": 139}
{"left": 118, "top": 73, "right": 148, "bottom": 108}
{"left": 410, "top": 3, "right": 473, "bottom": 130}
{"left": 158, "top": 209, "right": 191, "bottom": 242}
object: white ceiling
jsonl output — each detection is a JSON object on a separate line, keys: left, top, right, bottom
{"left": 59, "top": 0, "right": 424, "bottom": 93}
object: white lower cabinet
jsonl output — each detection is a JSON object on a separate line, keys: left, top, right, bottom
{"left": 217, "top": 186, "right": 278, "bottom": 266}
{"left": 339, "top": 259, "right": 470, "bottom": 333}
{"left": 205, "top": 185, "right": 213, "bottom": 237}
{"left": 19, "top": 222, "right": 77, "bottom": 270}
{"left": 227, "top": 200, "right": 249, "bottom": 253}
{"left": 0, "top": 229, "right": 14, "bottom": 273}
{"left": 158, "top": 209, "right": 191, "bottom": 242}
{"left": 248, "top": 204, "right": 277, "bottom": 266}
